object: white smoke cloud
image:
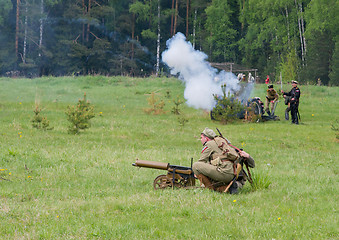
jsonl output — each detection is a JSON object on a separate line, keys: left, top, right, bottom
{"left": 162, "top": 32, "right": 241, "bottom": 111}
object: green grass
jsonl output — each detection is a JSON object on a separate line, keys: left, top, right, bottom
{"left": 0, "top": 76, "right": 338, "bottom": 239}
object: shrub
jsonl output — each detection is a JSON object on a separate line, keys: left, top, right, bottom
{"left": 211, "top": 84, "right": 245, "bottom": 124}
{"left": 65, "top": 93, "right": 95, "bottom": 134}
{"left": 143, "top": 92, "right": 165, "bottom": 115}
{"left": 31, "top": 106, "right": 53, "bottom": 130}
{"left": 171, "top": 96, "right": 184, "bottom": 115}
{"left": 177, "top": 116, "right": 189, "bottom": 126}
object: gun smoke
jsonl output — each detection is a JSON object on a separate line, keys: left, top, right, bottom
{"left": 162, "top": 32, "right": 253, "bottom": 111}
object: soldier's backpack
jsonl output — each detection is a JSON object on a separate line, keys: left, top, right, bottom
{"left": 213, "top": 136, "right": 240, "bottom": 162}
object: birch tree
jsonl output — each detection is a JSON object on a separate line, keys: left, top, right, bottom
{"left": 155, "top": 0, "right": 160, "bottom": 76}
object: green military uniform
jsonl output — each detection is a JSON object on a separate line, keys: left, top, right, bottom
{"left": 193, "top": 139, "right": 234, "bottom": 183}
{"left": 265, "top": 85, "right": 279, "bottom": 115}
{"left": 193, "top": 128, "right": 255, "bottom": 191}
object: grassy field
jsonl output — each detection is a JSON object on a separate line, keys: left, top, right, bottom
{"left": 0, "top": 76, "right": 338, "bottom": 239}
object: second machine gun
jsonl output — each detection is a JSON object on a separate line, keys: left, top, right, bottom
{"left": 132, "top": 159, "right": 196, "bottom": 190}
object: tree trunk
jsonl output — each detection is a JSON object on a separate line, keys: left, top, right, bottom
{"left": 23, "top": 1, "right": 28, "bottom": 63}
{"left": 186, "top": 0, "right": 189, "bottom": 37}
{"left": 192, "top": 8, "right": 197, "bottom": 49}
{"left": 295, "top": 0, "right": 305, "bottom": 65}
{"left": 299, "top": 2, "right": 307, "bottom": 56}
{"left": 16, "top": 0, "right": 20, "bottom": 58}
{"left": 82, "top": 0, "right": 85, "bottom": 42}
{"left": 170, "top": 0, "right": 174, "bottom": 36}
{"left": 131, "top": 13, "right": 135, "bottom": 60}
{"left": 86, "top": 0, "right": 91, "bottom": 42}
{"left": 285, "top": 6, "right": 290, "bottom": 47}
{"left": 173, "top": 0, "right": 178, "bottom": 35}
{"left": 39, "top": 0, "right": 44, "bottom": 57}
{"left": 156, "top": 0, "right": 160, "bottom": 76}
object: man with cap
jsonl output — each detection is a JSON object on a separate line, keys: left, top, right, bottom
{"left": 283, "top": 80, "right": 301, "bottom": 124}
{"left": 265, "top": 84, "right": 279, "bottom": 116}
{"left": 192, "top": 127, "right": 255, "bottom": 193}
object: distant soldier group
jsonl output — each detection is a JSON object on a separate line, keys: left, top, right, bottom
{"left": 263, "top": 80, "right": 301, "bottom": 124}
{"left": 193, "top": 81, "right": 301, "bottom": 193}
{"left": 237, "top": 73, "right": 255, "bottom": 83}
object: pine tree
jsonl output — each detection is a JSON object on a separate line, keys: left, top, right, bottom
{"left": 65, "top": 93, "right": 95, "bottom": 134}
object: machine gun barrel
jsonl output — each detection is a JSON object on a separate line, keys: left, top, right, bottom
{"left": 132, "top": 159, "right": 196, "bottom": 190}
{"left": 132, "top": 159, "right": 169, "bottom": 170}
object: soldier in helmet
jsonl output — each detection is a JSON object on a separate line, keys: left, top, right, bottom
{"left": 192, "top": 128, "right": 255, "bottom": 194}
{"left": 265, "top": 85, "right": 279, "bottom": 116}
{"left": 282, "top": 80, "right": 301, "bottom": 124}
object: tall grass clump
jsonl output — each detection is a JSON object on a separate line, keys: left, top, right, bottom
{"left": 249, "top": 171, "right": 272, "bottom": 191}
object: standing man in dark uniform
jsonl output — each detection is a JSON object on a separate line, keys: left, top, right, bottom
{"left": 283, "top": 80, "right": 301, "bottom": 124}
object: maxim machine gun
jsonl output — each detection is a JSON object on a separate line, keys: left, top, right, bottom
{"left": 132, "top": 159, "right": 196, "bottom": 190}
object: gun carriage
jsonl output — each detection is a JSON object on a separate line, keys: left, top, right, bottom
{"left": 132, "top": 159, "right": 196, "bottom": 190}
{"left": 211, "top": 97, "right": 279, "bottom": 122}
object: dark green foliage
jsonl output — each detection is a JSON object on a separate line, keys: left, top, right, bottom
{"left": 0, "top": 0, "right": 337, "bottom": 82}
{"left": 65, "top": 93, "right": 95, "bottom": 134}
{"left": 31, "top": 106, "right": 53, "bottom": 130}
{"left": 205, "top": 0, "right": 239, "bottom": 62}
{"left": 279, "top": 50, "right": 298, "bottom": 83}
{"left": 329, "top": 41, "right": 339, "bottom": 86}
{"left": 211, "top": 84, "right": 245, "bottom": 124}
{"left": 303, "top": 30, "right": 334, "bottom": 85}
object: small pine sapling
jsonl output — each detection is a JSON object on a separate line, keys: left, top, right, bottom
{"left": 177, "top": 116, "right": 189, "bottom": 126}
{"left": 65, "top": 93, "right": 95, "bottom": 134}
{"left": 144, "top": 92, "right": 165, "bottom": 115}
{"left": 211, "top": 84, "right": 245, "bottom": 124}
{"left": 31, "top": 106, "right": 53, "bottom": 130}
{"left": 171, "top": 96, "right": 184, "bottom": 115}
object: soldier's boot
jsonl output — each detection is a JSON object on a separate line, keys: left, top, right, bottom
{"left": 295, "top": 118, "right": 299, "bottom": 125}
{"left": 228, "top": 181, "right": 239, "bottom": 194}
{"left": 196, "top": 174, "right": 214, "bottom": 190}
{"left": 285, "top": 110, "right": 289, "bottom": 120}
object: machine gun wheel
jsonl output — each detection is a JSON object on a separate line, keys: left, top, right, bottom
{"left": 153, "top": 175, "right": 172, "bottom": 190}
{"left": 153, "top": 174, "right": 184, "bottom": 190}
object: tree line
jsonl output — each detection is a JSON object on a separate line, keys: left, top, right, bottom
{"left": 0, "top": 0, "right": 338, "bottom": 85}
